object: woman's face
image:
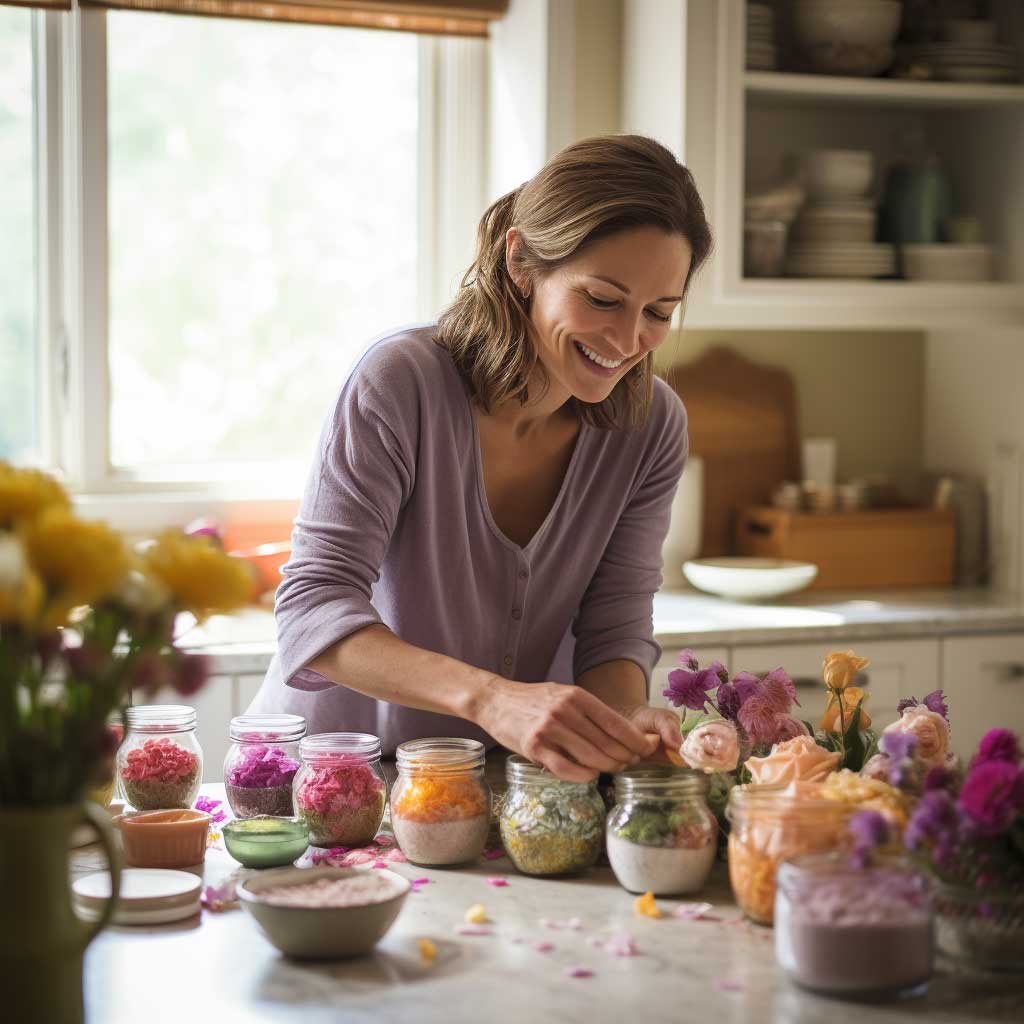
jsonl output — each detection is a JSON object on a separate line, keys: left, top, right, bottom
{"left": 511, "top": 225, "right": 692, "bottom": 407}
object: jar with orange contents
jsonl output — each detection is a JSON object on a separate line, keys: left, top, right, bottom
{"left": 391, "top": 738, "right": 491, "bottom": 866}
{"left": 726, "top": 782, "right": 853, "bottom": 926}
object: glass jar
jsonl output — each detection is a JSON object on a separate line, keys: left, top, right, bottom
{"left": 775, "top": 852, "right": 933, "bottom": 997}
{"left": 934, "top": 880, "right": 1024, "bottom": 972}
{"left": 293, "top": 732, "right": 387, "bottom": 847}
{"left": 117, "top": 705, "right": 203, "bottom": 811}
{"left": 725, "top": 782, "right": 852, "bottom": 925}
{"left": 605, "top": 766, "right": 718, "bottom": 895}
{"left": 499, "top": 755, "right": 605, "bottom": 876}
{"left": 223, "top": 714, "right": 304, "bottom": 819}
{"left": 391, "top": 738, "right": 491, "bottom": 866}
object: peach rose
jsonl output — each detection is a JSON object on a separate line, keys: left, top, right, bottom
{"left": 882, "top": 704, "right": 951, "bottom": 766}
{"left": 820, "top": 686, "right": 872, "bottom": 732}
{"left": 679, "top": 719, "right": 740, "bottom": 774}
{"left": 746, "top": 735, "right": 841, "bottom": 785}
{"left": 823, "top": 650, "right": 871, "bottom": 690}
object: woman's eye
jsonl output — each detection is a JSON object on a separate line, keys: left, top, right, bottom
{"left": 585, "top": 293, "right": 618, "bottom": 309}
{"left": 646, "top": 309, "right": 673, "bottom": 324}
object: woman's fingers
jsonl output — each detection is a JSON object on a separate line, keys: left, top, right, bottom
{"left": 543, "top": 721, "right": 628, "bottom": 775}
{"left": 563, "top": 709, "right": 639, "bottom": 767}
{"left": 532, "top": 745, "right": 599, "bottom": 783}
{"left": 577, "top": 692, "right": 659, "bottom": 757}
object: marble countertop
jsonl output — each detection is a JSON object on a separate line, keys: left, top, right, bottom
{"left": 76, "top": 784, "right": 1024, "bottom": 1024}
{"left": 175, "top": 588, "right": 1024, "bottom": 675}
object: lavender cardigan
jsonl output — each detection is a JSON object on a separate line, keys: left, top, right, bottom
{"left": 246, "top": 324, "right": 688, "bottom": 753}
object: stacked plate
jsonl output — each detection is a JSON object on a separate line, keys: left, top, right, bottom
{"left": 910, "top": 42, "right": 1020, "bottom": 83}
{"left": 787, "top": 241, "right": 896, "bottom": 279}
{"left": 747, "top": 3, "right": 778, "bottom": 71}
{"left": 792, "top": 199, "right": 876, "bottom": 246}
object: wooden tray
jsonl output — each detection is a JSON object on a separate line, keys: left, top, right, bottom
{"left": 737, "top": 505, "right": 956, "bottom": 589}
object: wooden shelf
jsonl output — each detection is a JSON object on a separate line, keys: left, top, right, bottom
{"left": 746, "top": 71, "right": 1024, "bottom": 109}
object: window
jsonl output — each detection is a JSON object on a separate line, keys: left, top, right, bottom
{"left": 0, "top": 10, "right": 36, "bottom": 463}
{"left": 10, "top": 8, "right": 487, "bottom": 520}
{"left": 106, "top": 13, "right": 419, "bottom": 470}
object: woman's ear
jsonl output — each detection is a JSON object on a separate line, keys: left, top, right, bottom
{"left": 505, "top": 227, "right": 531, "bottom": 299}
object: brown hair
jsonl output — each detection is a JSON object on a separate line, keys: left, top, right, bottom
{"left": 435, "top": 134, "right": 712, "bottom": 429}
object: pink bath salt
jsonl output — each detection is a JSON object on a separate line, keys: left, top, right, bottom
{"left": 120, "top": 738, "right": 198, "bottom": 783}
{"left": 485, "top": 877, "right": 509, "bottom": 888}
{"left": 259, "top": 873, "right": 406, "bottom": 908}
{"left": 373, "top": 834, "right": 395, "bottom": 847}
{"left": 227, "top": 744, "right": 299, "bottom": 789}
{"left": 295, "top": 761, "right": 384, "bottom": 816}
{"left": 384, "top": 848, "right": 407, "bottom": 863}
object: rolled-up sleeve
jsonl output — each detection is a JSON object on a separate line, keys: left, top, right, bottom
{"left": 275, "top": 346, "right": 417, "bottom": 688}
{"left": 572, "top": 386, "right": 688, "bottom": 685}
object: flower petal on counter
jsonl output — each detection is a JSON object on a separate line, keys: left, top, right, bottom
{"left": 671, "top": 902, "right": 716, "bottom": 920}
{"left": 633, "top": 892, "right": 662, "bottom": 919}
{"left": 456, "top": 924, "right": 493, "bottom": 936}
{"left": 563, "top": 966, "right": 594, "bottom": 979}
{"left": 417, "top": 937, "right": 437, "bottom": 964}
{"left": 485, "top": 877, "right": 509, "bottom": 888}
{"left": 410, "top": 877, "right": 433, "bottom": 893}
{"left": 481, "top": 848, "right": 505, "bottom": 860}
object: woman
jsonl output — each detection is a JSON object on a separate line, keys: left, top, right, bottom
{"left": 248, "top": 134, "right": 712, "bottom": 782}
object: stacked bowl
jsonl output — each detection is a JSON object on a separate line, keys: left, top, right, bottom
{"left": 747, "top": 3, "right": 778, "bottom": 71}
{"left": 788, "top": 150, "right": 896, "bottom": 279}
{"left": 792, "top": 0, "right": 902, "bottom": 76}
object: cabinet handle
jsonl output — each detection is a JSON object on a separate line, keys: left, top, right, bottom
{"left": 979, "top": 662, "right": 1024, "bottom": 681}
{"left": 775, "top": 674, "right": 869, "bottom": 689}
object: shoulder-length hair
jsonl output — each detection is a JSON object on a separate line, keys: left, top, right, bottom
{"left": 435, "top": 134, "right": 712, "bottom": 430}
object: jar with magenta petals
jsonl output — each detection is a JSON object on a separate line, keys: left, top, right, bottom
{"left": 223, "top": 714, "right": 304, "bottom": 819}
{"left": 293, "top": 733, "right": 387, "bottom": 847}
{"left": 117, "top": 705, "right": 203, "bottom": 810}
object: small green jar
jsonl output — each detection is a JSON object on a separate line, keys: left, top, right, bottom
{"left": 223, "top": 815, "right": 309, "bottom": 868}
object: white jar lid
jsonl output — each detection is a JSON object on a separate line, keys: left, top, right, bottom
{"left": 73, "top": 868, "right": 201, "bottom": 925}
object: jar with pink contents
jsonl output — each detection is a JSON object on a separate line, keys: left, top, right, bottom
{"left": 293, "top": 733, "right": 387, "bottom": 847}
{"left": 117, "top": 705, "right": 203, "bottom": 810}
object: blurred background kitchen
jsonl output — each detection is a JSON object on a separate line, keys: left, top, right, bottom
{"left": 2, "top": 0, "right": 1023, "bottom": 770}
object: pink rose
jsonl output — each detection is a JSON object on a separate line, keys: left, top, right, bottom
{"left": 882, "top": 705, "right": 951, "bottom": 766}
{"left": 679, "top": 719, "right": 740, "bottom": 773}
{"left": 746, "top": 735, "right": 841, "bottom": 785}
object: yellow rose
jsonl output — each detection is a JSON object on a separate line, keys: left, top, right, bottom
{"left": 0, "top": 462, "right": 70, "bottom": 530}
{"left": 143, "top": 531, "right": 254, "bottom": 620}
{"left": 820, "top": 769, "right": 910, "bottom": 830}
{"left": 822, "top": 650, "right": 871, "bottom": 690}
{"left": 820, "top": 686, "right": 872, "bottom": 732}
{"left": 20, "top": 510, "right": 130, "bottom": 629}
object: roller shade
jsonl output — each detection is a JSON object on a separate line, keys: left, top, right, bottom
{"left": 77, "top": 0, "right": 507, "bottom": 36}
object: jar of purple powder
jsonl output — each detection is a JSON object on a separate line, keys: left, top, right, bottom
{"left": 223, "top": 714, "right": 305, "bottom": 819}
{"left": 775, "top": 852, "right": 934, "bottom": 999}
{"left": 294, "top": 733, "right": 388, "bottom": 847}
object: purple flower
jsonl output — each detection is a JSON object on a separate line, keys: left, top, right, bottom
{"left": 678, "top": 649, "right": 700, "bottom": 671}
{"left": 922, "top": 690, "right": 949, "bottom": 720}
{"left": 174, "top": 653, "right": 210, "bottom": 697}
{"left": 879, "top": 730, "right": 917, "bottom": 762}
{"left": 731, "top": 672, "right": 761, "bottom": 704}
{"left": 194, "top": 795, "right": 227, "bottom": 825}
{"left": 904, "top": 789, "right": 960, "bottom": 851}
{"left": 896, "top": 696, "right": 919, "bottom": 716}
{"left": 770, "top": 716, "right": 808, "bottom": 743}
{"left": 958, "top": 761, "right": 1024, "bottom": 837}
{"left": 847, "top": 809, "right": 890, "bottom": 869}
{"left": 663, "top": 663, "right": 721, "bottom": 711}
{"left": 716, "top": 683, "right": 742, "bottom": 722}
{"left": 972, "top": 728, "right": 1022, "bottom": 768}
{"left": 762, "top": 668, "right": 800, "bottom": 708}
{"left": 923, "top": 765, "right": 955, "bottom": 792}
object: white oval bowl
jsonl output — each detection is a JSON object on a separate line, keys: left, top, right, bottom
{"left": 683, "top": 558, "right": 819, "bottom": 601}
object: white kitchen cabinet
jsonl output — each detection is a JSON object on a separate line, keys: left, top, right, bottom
{"left": 623, "top": 0, "right": 1024, "bottom": 329}
{"left": 941, "top": 634, "right": 1024, "bottom": 758}
{"left": 650, "top": 647, "right": 730, "bottom": 709}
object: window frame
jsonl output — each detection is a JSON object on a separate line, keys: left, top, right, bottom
{"left": 30, "top": 8, "right": 487, "bottom": 529}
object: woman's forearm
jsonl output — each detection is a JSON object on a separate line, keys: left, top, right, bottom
{"left": 577, "top": 658, "right": 649, "bottom": 711}
{"left": 306, "top": 623, "right": 500, "bottom": 723}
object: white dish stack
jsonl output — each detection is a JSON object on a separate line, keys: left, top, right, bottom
{"left": 747, "top": 3, "right": 778, "bottom": 71}
{"left": 788, "top": 149, "right": 895, "bottom": 279}
{"left": 910, "top": 18, "right": 1019, "bottom": 84}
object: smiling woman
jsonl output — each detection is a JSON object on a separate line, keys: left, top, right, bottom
{"left": 248, "top": 134, "right": 714, "bottom": 783}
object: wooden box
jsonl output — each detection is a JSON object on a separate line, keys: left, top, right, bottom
{"left": 737, "top": 506, "right": 957, "bottom": 590}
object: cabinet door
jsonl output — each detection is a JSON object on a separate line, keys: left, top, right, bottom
{"left": 729, "top": 639, "right": 940, "bottom": 734}
{"left": 650, "top": 648, "right": 730, "bottom": 709}
{"left": 235, "top": 674, "right": 266, "bottom": 716}
{"left": 131, "top": 678, "right": 234, "bottom": 784}
{"left": 941, "top": 635, "right": 1024, "bottom": 758}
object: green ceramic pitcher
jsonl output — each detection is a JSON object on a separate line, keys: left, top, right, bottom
{"left": 1, "top": 801, "right": 121, "bottom": 1023}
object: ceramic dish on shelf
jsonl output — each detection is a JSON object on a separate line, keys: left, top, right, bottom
{"left": 682, "top": 558, "right": 818, "bottom": 601}
{"left": 902, "top": 244, "right": 995, "bottom": 282}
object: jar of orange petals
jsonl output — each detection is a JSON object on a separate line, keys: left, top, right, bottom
{"left": 391, "top": 738, "right": 491, "bottom": 866}
{"left": 726, "top": 782, "right": 853, "bottom": 926}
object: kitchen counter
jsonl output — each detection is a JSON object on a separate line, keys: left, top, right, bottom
{"left": 76, "top": 784, "right": 1024, "bottom": 1024}
{"left": 176, "top": 587, "right": 1024, "bottom": 676}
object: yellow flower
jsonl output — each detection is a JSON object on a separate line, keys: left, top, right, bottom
{"left": 822, "top": 650, "right": 870, "bottom": 690}
{"left": 143, "top": 531, "right": 253, "bottom": 620}
{"left": 820, "top": 769, "right": 911, "bottom": 830}
{"left": 0, "top": 462, "right": 70, "bottom": 530}
{"left": 20, "top": 509, "right": 130, "bottom": 629}
{"left": 0, "top": 535, "right": 44, "bottom": 626}
{"left": 633, "top": 891, "right": 662, "bottom": 919}
{"left": 417, "top": 937, "right": 437, "bottom": 964}
{"left": 820, "top": 686, "right": 872, "bottom": 732}
{"left": 464, "top": 903, "right": 489, "bottom": 924}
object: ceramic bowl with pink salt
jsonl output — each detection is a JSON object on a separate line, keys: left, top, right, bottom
{"left": 237, "top": 866, "right": 410, "bottom": 959}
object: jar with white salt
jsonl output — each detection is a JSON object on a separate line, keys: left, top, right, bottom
{"left": 391, "top": 738, "right": 491, "bottom": 866}
{"left": 605, "top": 766, "right": 717, "bottom": 896}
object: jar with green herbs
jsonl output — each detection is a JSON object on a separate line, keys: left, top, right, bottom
{"left": 499, "top": 755, "right": 605, "bottom": 876}
{"left": 605, "top": 766, "right": 717, "bottom": 895}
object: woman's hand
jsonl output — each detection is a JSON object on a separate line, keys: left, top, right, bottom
{"left": 613, "top": 704, "right": 686, "bottom": 766}
{"left": 473, "top": 678, "right": 661, "bottom": 782}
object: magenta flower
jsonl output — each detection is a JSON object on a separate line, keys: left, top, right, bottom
{"left": 904, "top": 789, "right": 961, "bottom": 859}
{"left": 715, "top": 683, "right": 742, "bottom": 722}
{"left": 194, "top": 795, "right": 227, "bottom": 825}
{"left": 762, "top": 668, "right": 800, "bottom": 709}
{"left": 663, "top": 658, "right": 724, "bottom": 711}
{"left": 972, "top": 728, "right": 1022, "bottom": 768}
{"left": 958, "top": 760, "right": 1024, "bottom": 837}
{"left": 731, "top": 672, "right": 761, "bottom": 704}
